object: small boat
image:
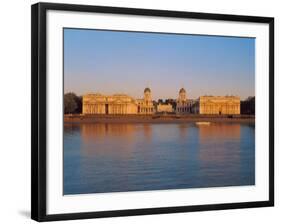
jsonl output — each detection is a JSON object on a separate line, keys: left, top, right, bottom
{"left": 196, "top": 121, "right": 211, "bottom": 125}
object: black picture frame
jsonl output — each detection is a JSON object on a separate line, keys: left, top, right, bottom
{"left": 31, "top": 2, "right": 274, "bottom": 222}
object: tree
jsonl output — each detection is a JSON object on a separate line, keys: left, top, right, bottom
{"left": 64, "top": 92, "right": 78, "bottom": 114}
{"left": 75, "top": 96, "right": 83, "bottom": 113}
{"left": 240, "top": 96, "right": 255, "bottom": 115}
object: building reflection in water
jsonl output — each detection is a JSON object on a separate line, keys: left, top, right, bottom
{"left": 65, "top": 123, "right": 154, "bottom": 193}
{"left": 197, "top": 123, "right": 245, "bottom": 186}
{"left": 142, "top": 124, "right": 152, "bottom": 141}
{"left": 79, "top": 123, "right": 136, "bottom": 157}
{"left": 198, "top": 123, "right": 241, "bottom": 162}
{"left": 63, "top": 122, "right": 255, "bottom": 194}
{"left": 69, "top": 123, "right": 152, "bottom": 158}
{"left": 198, "top": 123, "right": 240, "bottom": 141}
{"left": 178, "top": 123, "right": 188, "bottom": 139}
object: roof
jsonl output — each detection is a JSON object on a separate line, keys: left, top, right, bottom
{"left": 179, "top": 88, "right": 186, "bottom": 93}
{"left": 144, "top": 87, "right": 151, "bottom": 93}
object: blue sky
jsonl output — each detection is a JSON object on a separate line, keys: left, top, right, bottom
{"left": 64, "top": 28, "right": 255, "bottom": 100}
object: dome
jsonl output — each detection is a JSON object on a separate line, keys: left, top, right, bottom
{"left": 144, "top": 87, "right": 151, "bottom": 93}
{"left": 179, "top": 88, "right": 186, "bottom": 94}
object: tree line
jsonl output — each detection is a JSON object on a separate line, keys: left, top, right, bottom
{"left": 240, "top": 96, "right": 255, "bottom": 115}
{"left": 64, "top": 92, "right": 82, "bottom": 114}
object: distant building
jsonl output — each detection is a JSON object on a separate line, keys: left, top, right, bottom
{"left": 82, "top": 87, "right": 154, "bottom": 115}
{"left": 82, "top": 93, "right": 138, "bottom": 114}
{"left": 198, "top": 96, "right": 240, "bottom": 115}
{"left": 82, "top": 87, "right": 242, "bottom": 115}
{"left": 136, "top": 88, "right": 154, "bottom": 114}
{"left": 157, "top": 104, "right": 174, "bottom": 113}
{"left": 176, "top": 88, "right": 193, "bottom": 114}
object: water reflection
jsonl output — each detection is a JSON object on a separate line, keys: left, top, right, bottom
{"left": 197, "top": 124, "right": 242, "bottom": 186}
{"left": 198, "top": 124, "right": 240, "bottom": 162}
{"left": 64, "top": 122, "right": 255, "bottom": 195}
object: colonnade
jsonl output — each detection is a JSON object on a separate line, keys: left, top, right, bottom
{"left": 200, "top": 104, "right": 240, "bottom": 115}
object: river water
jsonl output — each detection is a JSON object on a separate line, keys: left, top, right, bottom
{"left": 63, "top": 122, "right": 255, "bottom": 195}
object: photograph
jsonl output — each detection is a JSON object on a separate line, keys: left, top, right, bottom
{"left": 63, "top": 28, "right": 256, "bottom": 195}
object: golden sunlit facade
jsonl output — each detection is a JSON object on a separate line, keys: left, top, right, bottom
{"left": 137, "top": 88, "right": 154, "bottom": 114}
{"left": 82, "top": 88, "right": 154, "bottom": 115}
{"left": 199, "top": 96, "right": 240, "bottom": 115}
{"left": 82, "top": 88, "right": 241, "bottom": 115}
{"left": 157, "top": 104, "right": 173, "bottom": 113}
{"left": 82, "top": 93, "right": 138, "bottom": 115}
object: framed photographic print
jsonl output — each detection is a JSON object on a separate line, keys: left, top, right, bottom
{"left": 31, "top": 2, "right": 274, "bottom": 222}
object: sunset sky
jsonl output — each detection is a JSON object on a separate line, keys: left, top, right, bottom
{"left": 64, "top": 28, "right": 255, "bottom": 100}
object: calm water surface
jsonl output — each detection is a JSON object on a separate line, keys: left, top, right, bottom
{"left": 64, "top": 122, "right": 255, "bottom": 195}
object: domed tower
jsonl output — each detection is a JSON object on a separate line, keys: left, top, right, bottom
{"left": 178, "top": 88, "right": 187, "bottom": 103}
{"left": 144, "top": 87, "right": 152, "bottom": 103}
{"left": 176, "top": 87, "right": 189, "bottom": 114}
{"left": 137, "top": 87, "right": 154, "bottom": 114}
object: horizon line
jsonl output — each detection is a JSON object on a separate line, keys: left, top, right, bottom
{"left": 64, "top": 90, "right": 255, "bottom": 101}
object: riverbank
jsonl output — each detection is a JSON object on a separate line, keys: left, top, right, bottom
{"left": 64, "top": 114, "right": 255, "bottom": 123}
